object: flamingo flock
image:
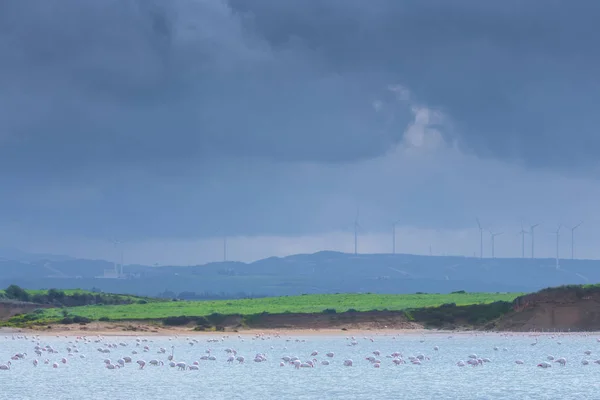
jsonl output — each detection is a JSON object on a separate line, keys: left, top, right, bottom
{"left": 0, "top": 331, "right": 598, "bottom": 373}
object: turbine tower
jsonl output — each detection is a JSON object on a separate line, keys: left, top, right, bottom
{"left": 553, "top": 224, "right": 562, "bottom": 269}
{"left": 223, "top": 236, "right": 227, "bottom": 262}
{"left": 112, "top": 240, "right": 119, "bottom": 275}
{"left": 570, "top": 221, "right": 583, "bottom": 260}
{"left": 530, "top": 223, "right": 540, "bottom": 259}
{"left": 392, "top": 219, "right": 401, "bottom": 254}
{"left": 476, "top": 218, "right": 483, "bottom": 258}
{"left": 489, "top": 230, "right": 503, "bottom": 258}
{"left": 120, "top": 243, "right": 124, "bottom": 276}
{"left": 354, "top": 208, "right": 361, "bottom": 255}
{"left": 518, "top": 222, "right": 528, "bottom": 258}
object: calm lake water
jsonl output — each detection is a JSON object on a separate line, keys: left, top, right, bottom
{"left": 1, "top": 331, "right": 599, "bottom": 399}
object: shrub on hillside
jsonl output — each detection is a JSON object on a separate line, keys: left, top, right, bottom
{"left": 47, "top": 289, "right": 66, "bottom": 301}
{"left": 72, "top": 315, "right": 91, "bottom": 324}
{"left": 4, "top": 285, "right": 30, "bottom": 302}
{"left": 440, "top": 303, "right": 457, "bottom": 308}
{"left": 207, "top": 313, "right": 227, "bottom": 325}
{"left": 163, "top": 316, "right": 193, "bottom": 326}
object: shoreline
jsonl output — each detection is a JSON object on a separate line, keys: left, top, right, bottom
{"left": 2, "top": 321, "right": 595, "bottom": 337}
{"left": 2, "top": 321, "right": 428, "bottom": 337}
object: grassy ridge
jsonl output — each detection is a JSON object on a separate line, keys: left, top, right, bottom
{"left": 0, "top": 286, "right": 162, "bottom": 315}
{"left": 0, "top": 287, "right": 160, "bottom": 304}
{"left": 25, "top": 292, "right": 521, "bottom": 323}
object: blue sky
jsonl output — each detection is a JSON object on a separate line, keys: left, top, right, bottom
{"left": 1, "top": 0, "right": 599, "bottom": 264}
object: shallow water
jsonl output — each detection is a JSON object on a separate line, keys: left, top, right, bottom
{"left": 1, "top": 332, "right": 599, "bottom": 399}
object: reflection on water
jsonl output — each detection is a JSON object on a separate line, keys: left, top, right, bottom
{"left": 1, "top": 331, "right": 599, "bottom": 399}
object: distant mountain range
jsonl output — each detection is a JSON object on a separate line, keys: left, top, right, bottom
{"left": 0, "top": 249, "right": 598, "bottom": 298}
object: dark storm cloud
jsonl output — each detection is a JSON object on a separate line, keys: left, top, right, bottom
{"left": 2, "top": 0, "right": 598, "bottom": 176}
{"left": 230, "top": 0, "right": 600, "bottom": 170}
{"left": 0, "top": 0, "right": 598, "bottom": 243}
{"left": 0, "top": 0, "right": 410, "bottom": 181}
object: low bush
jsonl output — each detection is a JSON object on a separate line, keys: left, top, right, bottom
{"left": 163, "top": 316, "right": 193, "bottom": 326}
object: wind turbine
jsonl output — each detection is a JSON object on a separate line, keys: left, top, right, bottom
{"left": 489, "top": 230, "right": 503, "bottom": 258}
{"left": 553, "top": 224, "right": 562, "bottom": 269}
{"left": 392, "top": 219, "right": 401, "bottom": 255}
{"left": 112, "top": 239, "right": 121, "bottom": 276}
{"left": 120, "top": 243, "right": 124, "bottom": 276}
{"left": 530, "top": 223, "right": 540, "bottom": 259}
{"left": 354, "top": 209, "right": 362, "bottom": 255}
{"left": 476, "top": 218, "right": 483, "bottom": 258}
{"left": 570, "top": 221, "right": 583, "bottom": 260}
{"left": 223, "top": 236, "right": 227, "bottom": 262}
{"left": 518, "top": 222, "right": 528, "bottom": 259}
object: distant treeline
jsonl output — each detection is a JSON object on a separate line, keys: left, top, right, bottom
{"left": 157, "top": 290, "right": 267, "bottom": 301}
{"left": 0, "top": 285, "right": 145, "bottom": 307}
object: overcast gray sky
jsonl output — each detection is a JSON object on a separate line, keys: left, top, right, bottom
{"left": 1, "top": 0, "right": 599, "bottom": 265}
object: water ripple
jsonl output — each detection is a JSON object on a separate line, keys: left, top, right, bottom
{"left": 0, "top": 332, "right": 598, "bottom": 399}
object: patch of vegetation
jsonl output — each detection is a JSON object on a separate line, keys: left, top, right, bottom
{"left": 511, "top": 284, "right": 600, "bottom": 307}
{"left": 163, "top": 316, "right": 195, "bottom": 326}
{"left": 9, "top": 291, "right": 521, "bottom": 327}
{"left": 206, "top": 313, "right": 227, "bottom": 325}
{"left": 195, "top": 316, "right": 210, "bottom": 327}
{"left": 241, "top": 312, "right": 270, "bottom": 326}
{"left": 536, "top": 284, "right": 600, "bottom": 297}
{"left": 60, "top": 315, "right": 92, "bottom": 325}
{"left": 4, "top": 285, "right": 30, "bottom": 302}
{"left": 408, "top": 301, "right": 513, "bottom": 329}
{"left": 0, "top": 285, "right": 159, "bottom": 307}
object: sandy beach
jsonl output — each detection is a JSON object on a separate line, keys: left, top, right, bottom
{"left": 0, "top": 321, "right": 450, "bottom": 337}
{"left": 2, "top": 322, "right": 584, "bottom": 338}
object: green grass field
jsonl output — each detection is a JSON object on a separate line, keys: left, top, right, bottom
{"left": 29, "top": 292, "right": 522, "bottom": 323}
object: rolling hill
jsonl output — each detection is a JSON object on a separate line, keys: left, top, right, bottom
{"left": 1, "top": 250, "right": 599, "bottom": 298}
{"left": 0, "top": 252, "right": 600, "bottom": 298}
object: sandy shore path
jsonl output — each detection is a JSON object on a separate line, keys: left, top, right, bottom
{"left": 2, "top": 323, "right": 587, "bottom": 338}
